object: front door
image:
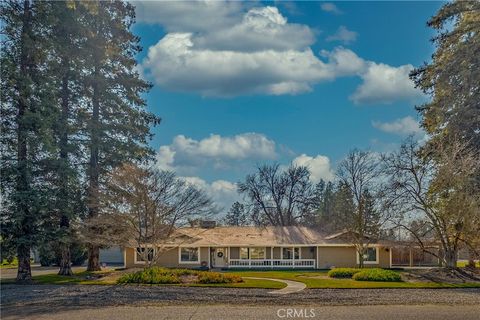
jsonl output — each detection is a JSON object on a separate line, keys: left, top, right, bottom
{"left": 213, "top": 247, "right": 228, "bottom": 268}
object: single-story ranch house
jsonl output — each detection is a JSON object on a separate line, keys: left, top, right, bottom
{"left": 123, "top": 226, "right": 394, "bottom": 269}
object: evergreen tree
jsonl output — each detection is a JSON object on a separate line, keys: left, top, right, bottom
{"left": 411, "top": 1, "right": 479, "bottom": 151}
{"left": 224, "top": 202, "right": 249, "bottom": 226}
{"left": 0, "top": 0, "right": 54, "bottom": 282}
{"left": 81, "top": 1, "right": 160, "bottom": 271}
{"left": 312, "top": 180, "right": 336, "bottom": 231}
{"left": 46, "top": 1, "right": 87, "bottom": 276}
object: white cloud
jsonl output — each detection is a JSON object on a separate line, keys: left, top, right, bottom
{"left": 134, "top": 0, "right": 243, "bottom": 32}
{"left": 350, "top": 63, "right": 423, "bottom": 104}
{"left": 141, "top": 6, "right": 331, "bottom": 97}
{"left": 372, "top": 116, "right": 423, "bottom": 136}
{"left": 183, "top": 176, "right": 240, "bottom": 211}
{"left": 322, "top": 47, "right": 366, "bottom": 76}
{"left": 156, "top": 133, "right": 277, "bottom": 171}
{"left": 143, "top": 32, "right": 332, "bottom": 96}
{"left": 320, "top": 3, "right": 343, "bottom": 14}
{"left": 140, "top": 3, "right": 423, "bottom": 104}
{"left": 292, "top": 154, "right": 335, "bottom": 182}
{"left": 326, "top": 26, "right": 358, "bottom": 44}
{"left": 193, "top": 6, "right": 315, "bottom": 52}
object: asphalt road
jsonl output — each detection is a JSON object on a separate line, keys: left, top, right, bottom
{"left": 3, "top": 305, "right": 480, "bottom": 320}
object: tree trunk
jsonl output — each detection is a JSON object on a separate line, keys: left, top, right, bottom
{"left": 444, "top": 249, "right": 458, "bottom": 269}
{"left": 467, "top": 249, "right": 477, "bottom": 269}
{"left": 357, "top": 247, "right": 365, "bottom": 268}
{"left": 58, "top": 243, "right": 73, "bottom": 276}
{"left": 87, "top": 245, "right": 101, "bottom": 271}
{"left": 16, "top": 244, "right": 32, "bottom": 283}
{"left": 15, "top": 0, "right": 33, "bottom": 284}
{"left": 86, "top": 66, "right": 101, "bottom": 272}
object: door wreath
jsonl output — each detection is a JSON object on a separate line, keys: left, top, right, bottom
{"left": 217, "top": 251, "right": 224, "bottom": 258}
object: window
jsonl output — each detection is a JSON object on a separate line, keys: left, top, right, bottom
{"left": 240, "top": 248, "right": 249, "bottom": 260}
{"left": 239, "top": 247, "right": 266, "bottom": 259}
{"left": 249, "top": 247, "right": 266, "bottom": 260}
{"left": 179, "top": 247, "right": 199, "bottom": 263}
{"left": 135, "top": 247, "right": 154, "bottom": 264}
{"left": 282, "top": 247, "right": 300, "bottom": 259}
{"left": 357, "top": 247, "right": 378, "bottom": 264}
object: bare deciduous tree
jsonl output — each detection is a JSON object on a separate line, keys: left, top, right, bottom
{"left": 81, "top": 164, "right": 215, "bottom": 267}
{"left": 336, "top": 149, "right": 387, "bottom": 268}
{"left": 383, "top": 138, "right": 480, "bottom": 268}
{"left": 238, "top": 164, "right": 317, "bottom": 226}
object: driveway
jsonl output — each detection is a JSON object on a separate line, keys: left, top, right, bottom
{"left": 3, "top": 304, "right": 480, "bottom": 320}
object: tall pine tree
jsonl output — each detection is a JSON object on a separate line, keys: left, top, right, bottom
{"left": 0, "top": 0, "right": 54, "bottom": 282}
{"left": 81, "top": 1, "right": 160, "bottom": 271}
{"left": 411, "top": 1, "right": 479, "bottom": 150}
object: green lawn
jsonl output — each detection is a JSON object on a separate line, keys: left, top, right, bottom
{"left": 1, "top": 258, "right": 19, "bottom": 269}
{"left": 2, "top": 270, "right": 285, "bottom": 289}
{"left": 457, "top": 261, "right": 480, "bottom": 268}
{"left": 4, "top": 268, "right": 479, "bottom": 289}
{"left": 225, "top": 270, "right": 480, "bottom": 289}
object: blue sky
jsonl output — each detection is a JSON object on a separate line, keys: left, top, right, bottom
{"left": 131, "top": 1, "right": 442, "bottom": 212}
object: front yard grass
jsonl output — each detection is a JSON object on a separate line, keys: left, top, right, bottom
{"left": 225, "top": 270, "right": 480, "bottom": 289}
{"left": 3, "top": 268, "right": 479, "bottom": 289}
{"left": 2, "top": 270, "right": 285, "bottom": 289}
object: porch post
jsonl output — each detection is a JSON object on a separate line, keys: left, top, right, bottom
{"left": 208, "top": 246, "right": 211, "bottom": 269}
{"left": 316, "top": 246, "right": 319, "bottom": 270}
{"left": 271, "top": 247, "right": 274, "bottom": 269}
{"left": 227, "top": 246, "right": 230, "bottom": 268}
{"left": 293, "top": 247, "right": 296, "bottom": 269}
{"left": 389, "top": 247, "right": 392, "bottom": 268}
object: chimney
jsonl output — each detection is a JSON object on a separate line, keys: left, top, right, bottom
{"left": 190, "top": 219, "right": 216, "bottom": 229}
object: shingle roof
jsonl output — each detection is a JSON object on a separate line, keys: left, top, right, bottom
{"left": 152, "top": 226, "right": 340, "bottom": 247}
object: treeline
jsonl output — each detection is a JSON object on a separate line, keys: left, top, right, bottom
{"left": 1, "top": 0, "right": 160, "bottom": 281}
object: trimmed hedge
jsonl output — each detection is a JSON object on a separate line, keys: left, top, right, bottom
{"left": 352, "top": 269, "right": 402, "bottom": 282}
{"left": 328, "top": 268, "right": 361, "bottom": 278}
{"left": 117, "top": 267, "right": 243, "bottom": 285}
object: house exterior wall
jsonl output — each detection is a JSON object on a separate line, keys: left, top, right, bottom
{"left": 301, "top": 247, "right": 315, "bottom": 259}
{"left": 125, "top": 246, "right": 209, "bottom": 269}
{"left": 317, "top": 246, "right": 391, "bottom": 269}
{"left": 317, "top": 247, "right": 357, "bottom": 269}
{"left": 378, "top": 247, "right": 390, "bottom": 268}
{"left": 125, "top": 245, "right": 391, "bottom": 269}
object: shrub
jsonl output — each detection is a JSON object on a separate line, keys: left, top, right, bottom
{"left": 352, "top": 268, "right": 402, "bottom": 282}
{"left": 328, "top": 268, "right": 361, "bottom": 278}
{"left": 117, "top": 267, "right": 181, "bottom": 284}
{"left": 169, "top": 268, "right": 197, "bottom": 277}
{"left": 197, "top": 272, "right": 243, "bottom": 284}
{"left": 117, "top": 267, "right": 243, "bottom": 285}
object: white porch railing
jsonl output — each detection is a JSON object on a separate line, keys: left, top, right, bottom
{"left": 228, "top": 259, "right": 316, "bottom": 268}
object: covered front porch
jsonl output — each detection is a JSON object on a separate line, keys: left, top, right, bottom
{"left": 210, "top": 246, "right": 317, "bottom": 269}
